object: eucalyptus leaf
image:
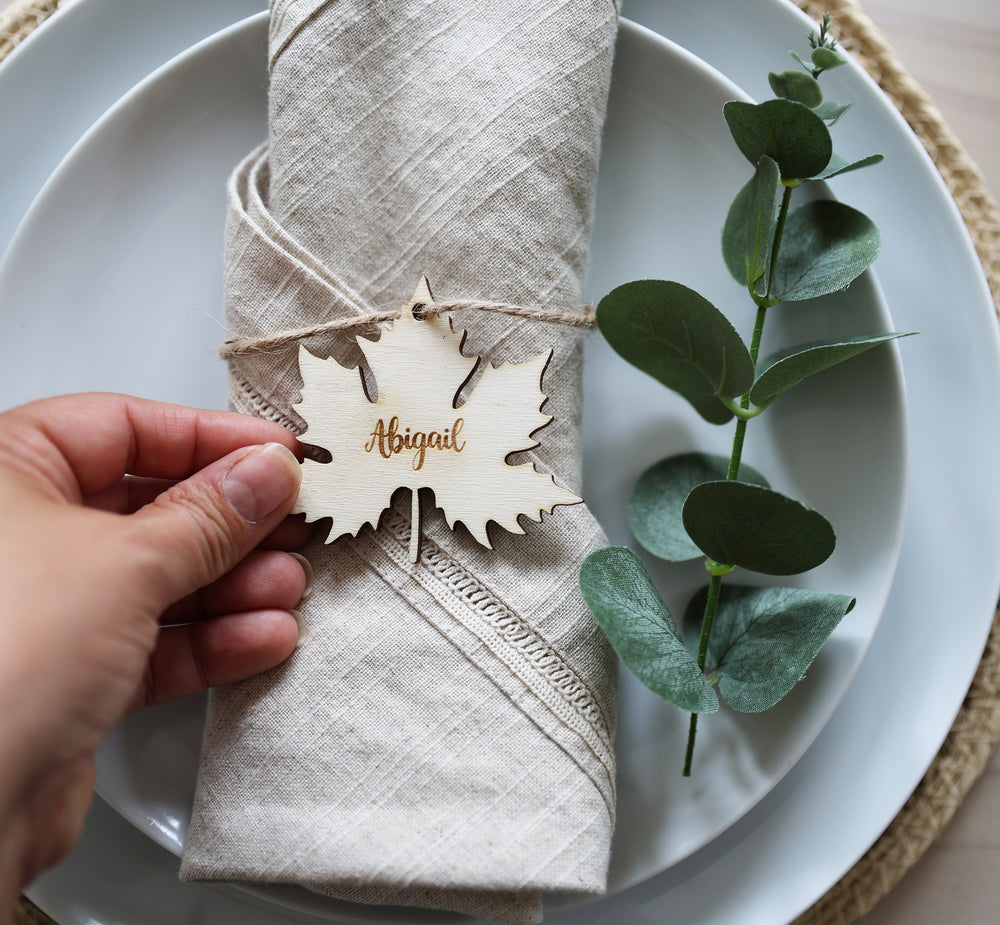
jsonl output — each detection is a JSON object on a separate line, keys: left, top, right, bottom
{"left": 812, "top": 100, "right": 853, "bottom": 125}
{"left": 750, "top": 332, "right": 914, "bottom": 407}
{"left": 596, "top": 280, "right": 755, "bottom": 424}
{"left": 789, "top": 50, "right": 811, "bottom": 72}
{"left": 811, "top": 46, "right": 846, "bottom": 71}
{"left": 579, "top": 547, "right": 719, "bottom": 713}
{"left": 629, "top": 453, "right": 770, "bottom": 562}
{"left": 771, "top": 199, "right": 881, "bottom": 302}
{"left": 812, "top": 152, "right": 883, "bottom": 180}
{"left": 682, "top": 481, "right": 836, "bottom": 575}
{"left": 684, "top": 584, "right": 855, "bottom": 712}
{"left": 768, "top": 70, "right": 823, "bottom": 108}
{"left": 724, "top": 98, "right": 832, "bottom": 181}
{"left": 722, "top": 156, "right": 781, "bottom": 297}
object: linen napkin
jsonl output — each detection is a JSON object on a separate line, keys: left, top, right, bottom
{"left": 180, "top": 2, "right": 619, "bottom": 922}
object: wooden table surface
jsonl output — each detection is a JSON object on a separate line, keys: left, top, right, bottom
{"left": 2, "top": 0, "right": 998, "bottom": 923}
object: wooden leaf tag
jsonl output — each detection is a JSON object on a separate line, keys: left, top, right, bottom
{"left": 293, "top": 277, "right": 582, "bottom": 562}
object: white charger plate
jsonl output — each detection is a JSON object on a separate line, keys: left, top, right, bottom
{"left": 1, "top": 0, "right": 996, "bottom": 923}
{"left": 0, "top": 11, "right": 905, "bottom": 916}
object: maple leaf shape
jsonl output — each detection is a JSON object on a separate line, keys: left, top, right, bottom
{"left": 293, "top": 278, "right": 582, "bottom": 561}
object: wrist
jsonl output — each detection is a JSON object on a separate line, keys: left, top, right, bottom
{"left": 0, "top": 751, "right": 95, "bottom": 917}
{"left": 0, "top": 804, "right": 29, "bottom": 921}
{"left": 0, "top": 753, "right": 34, "bottom": 923}
{"left": 0, "top": 643, "right": 53, "bottom": 911}
{"left": 0, "top": 685, "right": 30, "bottom": 914}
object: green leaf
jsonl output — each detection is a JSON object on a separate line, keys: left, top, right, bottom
{"left": 812, "top": 100, "right": 853, "bottom": 125}
{"left": 789, "top": 50, "right": 812, "bottom": 72}
{"left": 684, "top": 584, "right": 855, "bottom": 712}
{"left": 629, "top": 453, "right": 770, "bottom": 562}
{"left": 812, "top": 152, "right": 883, "bottom": 180}
{"left": 771, "top": 200, "right": 881, "bottom": 302}
{"left": 579, "top": 546, "right": 719, "bottom": 713}
{"left": 596, "top": 280, "right": 755, "bottom": 424}
{"left": 811, "top": 46, "right": 846, "bottom": 72}
{"left": 768, "top": 70, "right": 823, "bottom": 108}
{"left": 682, "top": 481, "right": 836, "bottom": 575}
{"left": 722, "top": 156, "right": 781, "bottom": 297}
{"left": 750, "top": 332, "right": 914, "bottom": 407}
{"left": 724, "top": 98, "right": 832, "bottom": 181}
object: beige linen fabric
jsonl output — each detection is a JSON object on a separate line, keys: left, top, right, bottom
{"left": 180, "top": 2, "right": 619, "bottom": 922}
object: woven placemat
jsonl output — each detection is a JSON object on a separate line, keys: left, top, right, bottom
{"left": 0, "top": 0, "right": 64, "bottom": 59}
{"left": 5, "top": 0, "right": 1000, "bottom": 923}
{"left": 790, "top": 0, "right": 1000, "bottom": 922}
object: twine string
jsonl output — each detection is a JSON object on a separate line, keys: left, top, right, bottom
{"left": 219, "top": 297, "right": 596, "bottom": 359}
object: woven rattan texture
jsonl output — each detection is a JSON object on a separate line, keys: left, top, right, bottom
{"left": 5, "top": 0, "right": 1000, "bottom": 923}
{"left": 0, "top": 0, "right": 66, "bottom": 60}
{"left": 791, "top": 0, "right": 1000, "bottom": 922}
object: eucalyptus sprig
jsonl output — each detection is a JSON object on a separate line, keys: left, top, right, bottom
{"left": 579, "top": 21, "right": 913, "bottom": 776}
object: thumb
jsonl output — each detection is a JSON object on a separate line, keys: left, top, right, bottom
{"left": 127, "top": 442, "right": 303, "bottom": 607}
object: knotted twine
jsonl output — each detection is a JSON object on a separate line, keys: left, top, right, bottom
{"left": 218, "top": 297, "right": 597, "bottom": 359}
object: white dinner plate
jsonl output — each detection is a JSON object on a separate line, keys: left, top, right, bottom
{"left": 0, "top": 0, "right": 268, "bottom": 259}
{"left": 1, "top": 0, "right": 996, "bottom": 923}
{"left": 0, "top": 10, "right": 906, "bottom": 917}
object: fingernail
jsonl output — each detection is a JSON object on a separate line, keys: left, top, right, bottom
{"left": 223, "top": 443, "right": 301, "bottom": 524}
{"left": 289, "top": 608, "right": 307, "bottom": 648}
{"left": 289, "top": 552, "right": 314, "bottom": 600}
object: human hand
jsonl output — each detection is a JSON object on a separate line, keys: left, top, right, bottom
{"left": 0, "top": 393, "right": 309, "bottom": 914}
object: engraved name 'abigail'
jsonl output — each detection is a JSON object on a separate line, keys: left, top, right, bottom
{"left": 364, "top": 415, "right": 466, "bottom": 471}
{"left": 293, "top": 277, "right": 582, "bottom": 563}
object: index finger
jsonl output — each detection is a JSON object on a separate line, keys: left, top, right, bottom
{"left": 0, "top": 392, "right": 302, "bottom": 499}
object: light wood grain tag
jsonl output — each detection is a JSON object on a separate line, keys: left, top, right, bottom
{"left": 293, "top": 277, "right": 582, "bottom": 562}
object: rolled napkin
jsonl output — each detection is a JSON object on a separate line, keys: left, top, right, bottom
{"left": 180, "top": 2, "right": 619, "bottom": 922}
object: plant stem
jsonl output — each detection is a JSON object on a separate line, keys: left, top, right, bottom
{"left": 684, "top": 187, "right": 794, "bottom": 775}
{"left": 747, "top": 303, "right": 768, "bottom": 366}
{"left": 726, "top": 304, "right": 768, "bottom": 480}
{"left": 727, "top": 185, "right": 790, "bottom": 486}
{"left": 695, "top": 573, "right": 724, "bottom": 668}
{"left": 767, "top": 185, "right": 794, "bottom": 296}
{"left": 727, "top": 418, "right": 749, "bottom": 482}
{"left": 683, "top": 571, "right": 725, "bottom": 776}
{"left": 683, "top": 712, "right": 699, "bottom": 776}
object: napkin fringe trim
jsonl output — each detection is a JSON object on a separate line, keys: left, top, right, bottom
{"left": 229, "top": 374, "right": 300, "bottom": 432}
{"left": 375, "top": 505, "right": 617, "bottom": 813}
{"left": 419, "top": 539, "right": 613, "bottom": 738}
